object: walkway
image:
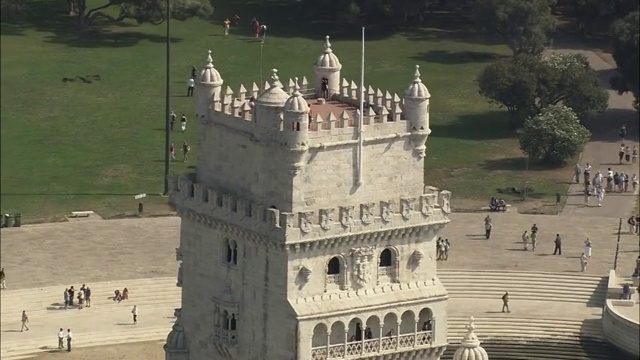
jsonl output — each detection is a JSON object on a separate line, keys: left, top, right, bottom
{"left": 545, "top": 40, "right": 639, "bottom": 219}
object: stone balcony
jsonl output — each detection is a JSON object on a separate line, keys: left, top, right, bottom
{"left": 311, "top": 330, "right": 434, "bottom": 359}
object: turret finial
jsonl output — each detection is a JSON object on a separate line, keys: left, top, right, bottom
{"left": 269, "top": 69, "right": 280, "bottom": 87}
{"left": 460, "top": 316, "right": 481, "bottom": 348}
{"left": 293, "top": 76, "right": 301, "bottom": 95}
{"left": 324, "top": 35, "right": 333, "bottom": 54}
{"left": 206, "top": 50, "right": 214, "bottom": 68}
{"left": 413, "top": 65, "right": 422, "bottom": 83}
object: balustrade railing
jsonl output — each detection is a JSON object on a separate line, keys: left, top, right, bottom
{"left": 213, "top": 327, "right": 238, "bottom": 346}
{"left": 310, "top": 331, "right": 434, "bottom": 359}
{"left": 326, "top": 274, "right": 341, "bottom": 284}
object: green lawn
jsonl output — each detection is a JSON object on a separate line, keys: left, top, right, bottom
{"left": 0, "top": 0, "right": 569, "bottom": 223}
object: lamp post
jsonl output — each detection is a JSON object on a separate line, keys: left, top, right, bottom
{"left": 260, "top": 39, "right": 264, "bottom": 86}
{"left": 163, "top": 0, "right": 171, "bottom": 195}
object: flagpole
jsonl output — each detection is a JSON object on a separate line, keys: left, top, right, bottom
{"left": 357, "top": 26, "right": 365, "bottom": 186}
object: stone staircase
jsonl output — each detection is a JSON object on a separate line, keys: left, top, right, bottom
{"left": 438, "top": 269, "right": 608, "bottom": 305}
{"left": 0, "top": 277, "right": 180, "bottom": 360}
{"left": 438, "top": 270, "right": 615, "bottom": 360}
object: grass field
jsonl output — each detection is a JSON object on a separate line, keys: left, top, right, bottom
{"left": 0, "top": 0, "right": 571, "bottom": 223}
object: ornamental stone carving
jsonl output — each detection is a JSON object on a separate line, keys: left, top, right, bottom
{"left": 360, "top": 203, "right": 375, "bottom": 225}
{"left": 319, "top": 208, "right": 334, "bottom": 230}
{"left": 299, "top": 211, "right": 314, "bottom": 233}
{"left": 380, "top": 201, "right": 394, "bottom": 223}
{"left": 175, "top": 247, "right": 182, "bottom": 262}
{"left": 177, "top": 263, "right": 183, "bottom": 287}
{"left": 339, "top": 206, "right": 354, "bottom": 228}
{"left": 349, "top": 246, "right": 376, "bottom": 286}
{"left": 439, "top": 190, "right": 452, "bottom": 214}
{"left": 400, "top": 197, "right": 416, "bottom": 220}
{"left": 411, "top": 250, "right": 424, "bottom": 266}
{"left": 420, "top": 194, "right": 436, "bottom": 216}
{"left": 299, "top": 266, "right": 312, "bottom": 283}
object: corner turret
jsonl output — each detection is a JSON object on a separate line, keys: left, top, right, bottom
{"left": 314, "top": 36, "right": 342, "bottom": 99}
{"left": 196, "top": 50, "right": 224, "bottom": 120}
{"left": 283, "top": 78, "right": 310, "bottom": 175}
{"left": 453, "top": 317, "right": 490, "bottom": 360}
{"left": 404, "top": 65, "right": 431, "bottom": 158}
{"left": 164, "top": 308, "right": 189, "bottom": 360}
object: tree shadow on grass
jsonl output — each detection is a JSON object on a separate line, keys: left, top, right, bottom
{"left": 584, "top": 108, "right": 638, "bottom": 143}
{"left": 1, "top": 0, "right": 183, "bottom": 48}
{"left": 409, "top": 50, "right": 507, "bottom": 65}
{"left": 431, "top": 111, "right": 513, "bottom": 141}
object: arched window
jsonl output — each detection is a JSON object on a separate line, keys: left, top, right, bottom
{"left": 327, "top": 257, "right": 341, "bottom": 275}
{"left": 230, "top": 314, "right": 237, "bottom": 330}
{"left": 379, "top": 249, "right": 392, "bottom": 267}
{"left": 222, "top": 311, "right": 230, "bottom": 330}
{"left": 231, "top": 244, "right": 238, "bottom": 265}
{"left": 292, "top": 122, "right": 301, "bottom": 131}
{"left": 226, "top": 240, "right": 233, "bottom": 263}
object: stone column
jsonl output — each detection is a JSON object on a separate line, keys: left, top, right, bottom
{"left": 378, "top": 323, "right": 384, "bottom": 352}
{"left": 414, "top": 321, "right": 419, "bottom": 347}
{"left": 396, "top": 324, "right": 401, "bottom": 349}
{"left": 326, "top": 331, "right": 331, "bottom": 354}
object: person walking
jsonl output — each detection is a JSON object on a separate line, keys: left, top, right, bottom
{"left": 132, "top": 305, "right": 138, "bottom": 325}
{"left": 85, "top": 286, "right": 91, "bottom": 308}
{"left": 21, "top": 310, "right": 29, "bottom": 332}
{"left": 0, "top": 268, "right": 6, "bottom": 289}
{"left": 580, "top": 253, "right": 589, "bottom": 272}
{"left": 63, "top": 288, "right": 69, "bottom": 310}
{"left": 66, "top": 329, "right": 73, "bottom": 352}
{"left": 620, "top": 124, "right": 627, "bottom": 141}
{"left": 170, "top": 143, "right": 176, "bottom": 161}
{"left": 574, "top": 164, "right": 581, "bottom": 184}
{"left": 553, "top": 234, "right": 562, "bottom": 255}
{"left": 501, "top": 292, "right": 510, "bottom": 313}
{"left": 584, "top": 239, "right": 592, "bottom": 258}
{"left": 180, "top": 114, "right": 187, "bottom": 132}
{"left": 182, "top": 141, "right": 190, "bottom": 162}
{"left": 522, "top": 231, "right": 530, "bottom": 251}
{"left": 530, "top": 231, "right": 537, "bottom": 252}
{"left": 484, "top": 220, "right": 492, "bottom": 240}
{"left": 223, "top": 18, "right": 231, "bottom": 35}
{"left": 170, "top": 110, "right": 176, "bottom": 131}
{"left": 68, "top": 286, "right": 75, "bottom": 307}
{"left": 187, "top": 77, "right": 195, "bottom": 97}
{"left": 58, "top": 328, "right": 65, "bottom": 349}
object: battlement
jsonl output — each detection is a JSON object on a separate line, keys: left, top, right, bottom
{"left": 202, "top": 77, "right": 413, "bottom": 147}
{"left": 169, "top": 175, "right": 451, "bottom": 244}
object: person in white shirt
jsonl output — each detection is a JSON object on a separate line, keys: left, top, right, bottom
{"left": 596, "top": 187, "right": 605, "bottom": 207}
{"left": 66, "top": 329, "right": 73, "bottom": 352}
{"left": 131, "top": 305, "right": 138, "bottom": 325}
{"left": 187, "top": 78, "right": 195, "bottom": 97}
{"left": 58, "top": 328, "right": 65, "bottom": 349}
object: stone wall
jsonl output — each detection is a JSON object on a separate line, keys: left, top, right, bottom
{"left": 602, "top": 270, "right": 640, "bottom": 358}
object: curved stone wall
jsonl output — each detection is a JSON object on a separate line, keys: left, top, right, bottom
{"left": 602, "top": 270, "right": 640, "bottom": 358}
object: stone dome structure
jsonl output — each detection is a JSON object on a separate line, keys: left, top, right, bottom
{"left": 405, "top": 65, "right": 430, "bottom": 99}
{"left": 165, "top": 309, "right": 188, "bottom": 352}
{"left": 199, "top": 50, "right": 223, "bottom": 85}
{"left": 284, "top": 78, "right": 309, "bottom": 113}
{"left": 314, "top": 36, "right": 342, "bottom": 69}
{"left": 453, "top": 316, "right": 489, "bottom": 360}
{"left": 256, "top": 69, "right": 289, "bottom": 106}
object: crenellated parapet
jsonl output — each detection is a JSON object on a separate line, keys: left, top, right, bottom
{"left": 169, "top": 176, "right": 451, "bottom": 244}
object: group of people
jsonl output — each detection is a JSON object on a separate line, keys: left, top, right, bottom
{"left": 436, "top": 238, "right": 451, "bottom": 261}
{"left": 627, "top": 214, "right": 640, "bottom": 234}
{"left": 250, "top": 17, "right": 268, "bottom": 39}
{"left": 617, "top": 142, "right": 638, "bottom": 165}
{"left": 64, "top": 285, "right": 91, "bottom": 310}
{"left": 574, "top": 162, "right": 638, "bottom": 207}
{"left": 113, "top": 287, "right": 130, "bottom": 302}
{"left": 168, "top": 110, "right": 191, "bottom": 163}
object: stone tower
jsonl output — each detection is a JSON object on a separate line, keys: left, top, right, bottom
{"left": 166, "top": 36, "right": 451, "bottom": 360}
{"left": 195, "top": 50, "right": 223, "bottom": 120}
{"left": 314, "top": 36, "right": 342, "bottom": 98}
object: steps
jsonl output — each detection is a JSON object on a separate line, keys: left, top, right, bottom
{"left": 0, "top": 278, "right": 180, "bottom": 360}
{"left": 442, "top": 316, "right": 614, "bottom": 360}
{"left": 438, "top": 269, "right": 607, "bottom": 305}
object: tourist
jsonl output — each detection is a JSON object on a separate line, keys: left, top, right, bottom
{"left": 629, "top": 216, "right": 637, "bottom": 234}
{"left": 583, "top": 163, "right": 592, "bottom": 183}
{"left": 584, "top": 186, "right": 591, "bottom": 205}
{"left": 621, "top": 283, "right": 631, "bottom": 300}
{"left": 625, "top": 146, "right": 631, "bottom": 163}
{"left": 553, "top": 234, "right": 562, "bottom": 256}
{"left": 501, "top": 292, "right": 510, "bottom": 313}
{"left": 58, "top": 328, "right": 65, "bottom": 349}
{"left": 321, "top": 77, "right": 329, "bottom": 99}
{"left": 365, "top": 327, "right": 373, "bottom": 340}
{"left": 632, "top": 146, "right": 638, "bottom": 164}
{"left": 530, "top": 231, "right": 537, "bottom": 252}
{"left": 636, "top": 214, "right": 640, "bottom": 234}
{"left": 187, "top": 78, "right": 195, "bottom": 97}
{"left": 522, "top": 231, "right": 529, "bottom": 251}
{"left": 183, "top": 141, "right": 191, "bottom": 162}
{"left": 574, "top": 164, "right": 581, "bottom": 183}
{"left": 623, "top": 173, "right": 629, "bottom": 192}
{"left": 66, "top": 329, "right": 73, "bottom": 352}
{"left": 484, "top": 219, "right": 492, "bottom": 240}
{"left": 531, "top": 223, "right": 538, "bottom": 235}
{"left": 78, "top": 287, "right": 85, "bottom": 310}
{"left": 85, "top": 286, "right": 92, "bottom": 308}
{"left": 170, "top": 110, "right": 176, "bottom": 131}
{"left": 632, "top": 174, "right": 638, "bottom": 192}
{"left": 68, "top": 287, "right": 75, "bottom": 307}
{"left": 444, "top": 239, "right": 451, "bottom": 260}
{"left": 596, "top": 186, "right": 605, "bottom": 207}
{"left": 223, "top": 18, "right": 231, "bottom": 35}
{"left": 170, "top": 143, "right": 176, "bottom": 161}
{"left": 0, "top": 267, "right": 5, "bottom": 289}
{"left": 123, "top": 287, "right": 129, "bottom": 300}
{"left": 584, "top": 239, "right": 592, "bottom": 258}
{"left": 114, "top": 289, "right": 122, "bottom": 302}
{"left": 63, "top": 288, "right": 69, "bottom": 310}
{"left": 580, "top": 253, "right": 588, "bottom": 272}
{"left": 181, "top": 114, "right": 187, "bottom": 132}
{"left": 260, "top": 22, "right": 267, "bottom": 39}
{"left": 190, "top": 65, "right": 197, "bottom": 79}
{"left": 613, "top": 172, "right": 620, "bottom": 192}
{"left": 132, "top": 305, "right": 138, "bottom": 325}
{"left": 253, "top": 19, "right": 260, "bottom": 38}
{"left": 21, "top": 310, "right": 29, "bottom": 332}
{"left": 619, "top": 144, "right": 625, "bottom": 164}
{"left": 233, "top": 14, "right": 240, "bottom": 26}
{"left": 619, "top": 124, "right": 626, "bottom": 140}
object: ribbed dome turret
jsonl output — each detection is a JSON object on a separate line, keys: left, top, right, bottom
{"left": 314, "top": 36, "right": 342, "bottom": 69}
{"left": 165, "top": 317, "right": 187, "bottom": 351}
{"left": 453, "top": 317, "right": 489, "bottom": 360}
{"left": 199, "top": 50, "right": 223, "bottom": 85}
{"left": 405, "top": 65, "right": 430, "bottom": 99}
{"left": 256, "top": 69, "right": 289, "bottom": 106}
{"left": 284, "top": 78, "right": 309, "bottom": 113}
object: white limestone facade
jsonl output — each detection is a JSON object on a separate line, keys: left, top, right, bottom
{"left": 165, "top": 35, "right": 451, "bottom": 360}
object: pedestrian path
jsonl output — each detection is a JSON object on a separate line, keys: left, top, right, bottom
{"left": 0, "top": 278, "right": 180, "bottom": 360}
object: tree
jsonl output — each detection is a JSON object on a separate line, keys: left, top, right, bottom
{"left": 477, "top": 53, "right": 608, "bottom": 127}
{"left": 519, "top": 105, "right": 591, "bottom": 165}
{"left": 473, "top": 0, "right": 556, "bottom": 55}
{"left": 66, "top": 0, "right": 213, "bottom": 31}
{"left": 610, "top": 11, "right": 639, "bottom": 109}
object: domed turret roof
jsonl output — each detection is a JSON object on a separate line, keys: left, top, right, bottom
{"left": 256, "top": 69, "right": 289, "bottom": 106}
{"left": 453, "top": 317, "right": 489, "bottom": 360}
{"left": 199, "top": 50, "right": 223, "bottom": 85}
{"left": 284, "top": 78, "right": 310, "bottom": 113}
{"left": 315, "top": 36, "right": 342, "bottom": 69}
{"left": 405, "top": 65, "right": 430, "bottom": 99}
{"left": 165, "top": 309, "right": 187, "bottom": 351}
